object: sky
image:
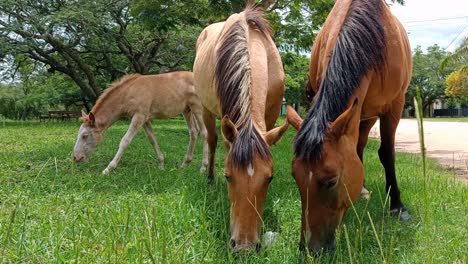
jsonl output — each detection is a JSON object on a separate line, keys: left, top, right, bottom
{"left": 389, "top": 0, "right": 468, "bottom": 52}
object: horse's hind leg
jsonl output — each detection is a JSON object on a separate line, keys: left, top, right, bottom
{"left": 180, "top": 109, "right": 198, "bottom": 168}
{"left": 143, "top": 121, "right": 165, "bottom": 169}
{"left": 357, "top": 118, "right": 377, "bottom": 200}
{"left": 378, "top": 97, "right": 410, "bottom": 221}
{"left": 202, "top": 107, "right": 217, "bottom": 183}
{"left": 103, "top": 114, "right": 146, "bottom": 175}
{"left": 190, "top": 106, "right": 208, "bottom": 174}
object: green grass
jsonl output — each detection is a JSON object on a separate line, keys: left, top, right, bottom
{"left": 0, "top": 119, "right": 466, "bottom": 263}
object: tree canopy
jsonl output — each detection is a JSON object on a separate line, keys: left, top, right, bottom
{"left": 407, "top": 45, "right": 454, "bottom": 115}
{"left": 0, "top": 0, "right": 405, "bottom": 119}
{"left": 443, "top": 37, "right": 467, "bottom": 101}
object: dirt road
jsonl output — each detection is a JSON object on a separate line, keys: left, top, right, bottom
{"left": 369, "top": 119, "right": 468, "bottom": 181}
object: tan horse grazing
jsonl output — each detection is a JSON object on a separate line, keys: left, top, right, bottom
{"left": 73, "top": 71, "right": 208, "bottom": 175}
{"left": 286, "top": 0, "right": 412, "bottom": 254}
{"left": 193, "top": 6, "right": 289, "bottom": 252}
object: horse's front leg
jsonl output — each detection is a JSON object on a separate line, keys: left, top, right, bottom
{"left": 102, "top": 114, "right": 146, "bottom": 175}
{"left": 356, "top": 118, "right": 377, "bottom": 200}
{"left": 379, "top": 98, "right": 410, "bottom": 221}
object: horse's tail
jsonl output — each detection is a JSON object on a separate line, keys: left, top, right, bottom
{"left": 214, "top": 6, "right": 272, "bottom": 167}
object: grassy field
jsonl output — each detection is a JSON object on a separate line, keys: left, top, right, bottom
{"left": 0, "top": 119, "right": 466, "bottom": 263}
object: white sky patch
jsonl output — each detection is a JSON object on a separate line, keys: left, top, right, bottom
{"left": 388, "top": 0, "right": 468, "bottom": 52}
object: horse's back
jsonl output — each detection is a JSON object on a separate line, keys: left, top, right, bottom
{"left": 126, "top": 72, "right": 199, "bottom": 118}
{"left": 309, "top": 0, "right": 411, "bottom": 119}
{"left": 194, "top": 14, "right": 284, "bottom": 124}
{"left": 362, "top": 6, "right": 412, "bottom": 118}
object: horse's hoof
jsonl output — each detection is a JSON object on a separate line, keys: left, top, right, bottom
{"left": 180, "top": 163, "right": 188, "bottom": 169}
{"left": 158, "top": 164, "right": 165, "bottom": 170}
{"left": 102, "top": 168, "right": 110, "bottom": 175}
{"left": 399, "top": 210, "right": 411, "bottom": 221}
{"left": 360, "top": 187, "right": 371, "bottom": 200}
{"left": 200, "top": 166, "right": 207, "bottom": 174}
{"left": 207, "top": 176, "right": 214, "bottom": 184}
{"left": 390, "top": 208, "right": 411, "bottom": 221}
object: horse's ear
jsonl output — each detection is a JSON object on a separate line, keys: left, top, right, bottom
{"left": 88, "top": 111, "right": 95, "bottom": 127}
{"left": 221, "top": 115, "right": 237, "bottom": 143}
{"left": 264, "top": 119, "right": 289, "bottom": 146}
{"left": 81, "top": 110, "right": 87, "bottom": 118}
{"left": 330, "top": 98, "right": 359, "bottom": 138}
{"left": 286, "top": 105, "right": 303, "bottom": 131}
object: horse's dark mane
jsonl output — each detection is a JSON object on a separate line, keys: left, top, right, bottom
{"left": 215, "top": 7, "right": 272, "bottom": 167}
{"left": 295, "top": 0, "right": 386, "bottom": 160}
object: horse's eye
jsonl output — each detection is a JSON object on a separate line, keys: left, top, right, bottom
{"left": 321, "top": 177, "right": 338, "bottom": 190}
{"left": 225, "top": 175, "right": 231, "bottom": 183}
{"left": 267, "top": 176, "right": 273, "bottom": 184}
{"left": 82, "top": 134, "right": 88, "bottom": 139}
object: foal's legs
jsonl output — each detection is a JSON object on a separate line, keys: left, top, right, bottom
{"left": 203, "top": 107, "right": 217, "bottom": 183}
{"left": 378, "top": 97, "right": 410, "bottom": 220}
{"left": 180, "top": 110, "right": 198, "bottom": 168}
{"left": 142, "top": 121, "right": 165, "bottom": 169}
{"left": 357, "top": 118, "right": 377, "bottom": 200}
{"left": 103, "top": 114, "right": 146, "bottom": 175}
{"left": 191, "top": 107, "right": 209, "bottom": 173}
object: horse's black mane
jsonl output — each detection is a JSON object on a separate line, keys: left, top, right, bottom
{"left": 215, "top": 7, "right": 272, "bottom": 167}
{"left": 295, "top": 0, "right": 386, "bottom": 160}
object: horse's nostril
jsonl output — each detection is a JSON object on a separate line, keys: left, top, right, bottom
{"left": 230, "top": 239, "right": 236, "bottom": 249}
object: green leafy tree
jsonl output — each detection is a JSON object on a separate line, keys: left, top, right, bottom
{"left": 445, "top": 69, "right": 468, "bottom": 98}
{"left": 407, "top": 45, "right": 452, "bottom": 116}
{"left": 0, "top": 0, "right": 200, "bottom": 106}
{"left": 443, "top": 37, "right": 467, "bottom": 102}
{"left": 282, "top": 52, "right": 309, "bottom": 107}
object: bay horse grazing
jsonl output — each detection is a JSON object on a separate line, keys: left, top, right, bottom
{"left": 286, "top": 0, "right": 412, "bottom": 254}
{"left": 193, "top": 6, "right": 289, "bottom": 252}
{"left": 73, "top": 71, "right": 208, "bottom": 175}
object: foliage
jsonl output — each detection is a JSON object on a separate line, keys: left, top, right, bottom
{"left": 0, "top": 71, "right": 81, "bottom": 119}
{"left": 0, "top": 0, "right": 200, "bottom": 106}
{"left": 0, "top": 119, "right": 465, "bottom": 262}
{"left": 0, "top": 0, "right": 406, "bottom": 119}
{"left": 281, "top": 52, "right": 309, "bottom": 106}
{"left": 443, "top": 37, "right": 468, "bottom": 103}
{"left": 445, "top": 69, "right": 468, "bottom": 97}
{"left": 441, "top": 36, "right": 467, "bottom": 72}
{"left": 407, "top": 45, "right": 453, "bottom": 116}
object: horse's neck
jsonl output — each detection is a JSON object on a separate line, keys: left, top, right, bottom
{"left": 92, "top": 97, "right": 125, "bottom": 131}
{"left": 250, "top": 87, "right": 267, "bottom": 133}
{"left": 249, "top": 67, "right": 269, "bottom": 133}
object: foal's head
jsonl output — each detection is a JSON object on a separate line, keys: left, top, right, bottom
{"left": 73, "top": 111, "right": 104, "bottom": 162}
{"left": 286, "top": 101, "right": 363, "bottom": 254}
{"left": 221, "top": 116, "right": 288, "bottom": 252}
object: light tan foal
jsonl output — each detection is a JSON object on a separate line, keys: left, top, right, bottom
{"left": 73, "top": 71, "right": 208, "bottom": 174}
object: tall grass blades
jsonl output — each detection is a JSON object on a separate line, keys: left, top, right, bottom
{"left": 0, "top": 119, "right": 466, "bottom": 263}
{"left": 413, "top": 87, "right": 427, "bottom": 183}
